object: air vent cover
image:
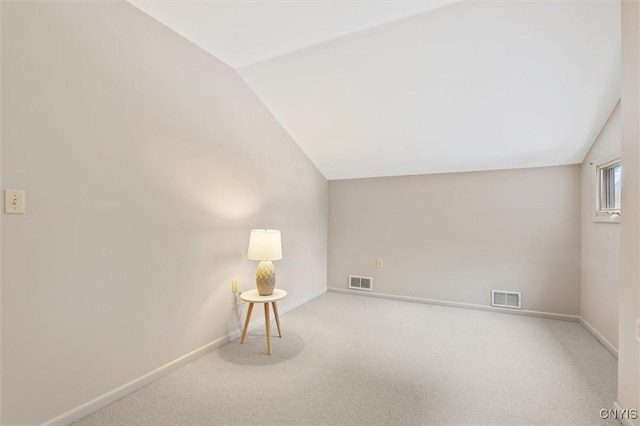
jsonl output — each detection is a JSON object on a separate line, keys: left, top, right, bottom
{"left": 349, "top": 275, "right": 373, "bottom": 291}
{"left": 491, "top": 290, "right": 521, "bottom": 309}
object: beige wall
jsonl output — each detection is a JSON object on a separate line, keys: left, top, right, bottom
{"left": 0, "top": 0, "right": 3, "bottom": 422}
{"left": 581, "top": 102, "right": 621, "bottom": 349}
{"left": 619, "top": 0, "right": 640, "bottom": 416}
{"left": 0, "top": 2, "right": 327, "bottom": 424}
{"left": 328, "top": 165, "right": 581, "bottom": 315}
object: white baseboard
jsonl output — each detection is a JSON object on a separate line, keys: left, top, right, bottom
{"left": 327, "top": 287, "right": 621, "bottom": 359}
{"left": 42, "top": 335, "right": 230, "bottom": 426}
{"left": 613, "top": 401, "right": 638, "bottom": 426}
{"left": 579, "top": 317, "right": 618, "bottom": 358}
{"left": 43, "top": 288, "right": 326, "bottom": 426}
{"left": 281, "top": 287, "right": 327, "bottom": 313}
{"left": 327, "top": 287, "right": 580, "bottom": 322}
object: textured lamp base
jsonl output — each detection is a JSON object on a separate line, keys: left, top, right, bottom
{"left": 256, "top": 261, "right": 276, "bottom": 295}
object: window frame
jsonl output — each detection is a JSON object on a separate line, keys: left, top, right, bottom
{"left": 594, "top": 156, "right": 621, "bottom": 223}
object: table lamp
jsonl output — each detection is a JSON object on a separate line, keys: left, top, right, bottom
{"left": 247, "top": 229, "right": 282, "bottom": 296}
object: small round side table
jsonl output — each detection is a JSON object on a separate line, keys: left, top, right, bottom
{"left": 240, "top": 289, "right": 287, "bottom": 355}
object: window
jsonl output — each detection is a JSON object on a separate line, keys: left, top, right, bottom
{"left": 595, "top": 157, "right": 621, "bottom": 222}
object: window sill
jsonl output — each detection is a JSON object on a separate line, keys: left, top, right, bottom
{"left": 594, "top": 214, "right": 620, "bottom": 223}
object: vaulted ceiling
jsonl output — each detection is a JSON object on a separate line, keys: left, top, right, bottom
{"left": 130, "top": 0, "right": 621, "bottom": 180}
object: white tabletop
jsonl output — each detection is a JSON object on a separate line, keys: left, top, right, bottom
{"left": 240, "top": 288, "right": 287, "bottom": 303}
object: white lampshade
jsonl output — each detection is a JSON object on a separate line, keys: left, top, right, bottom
{"left": 247, "top": 229, "right": 282, "bottom": 261}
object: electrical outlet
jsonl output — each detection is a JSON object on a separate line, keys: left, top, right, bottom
{"left": 376, "top": 258, "right": 383, "bottom": 268}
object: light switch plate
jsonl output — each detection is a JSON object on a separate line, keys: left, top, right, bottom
{"left": 4, "top": 189, "right": 25, "bottom": 214}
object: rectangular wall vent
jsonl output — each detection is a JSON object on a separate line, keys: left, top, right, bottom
{"left": 491, "top": 290, "right": 521, "bottom": 309}
{"left": 349, "top": 275, "right": 373, "bottom": 291}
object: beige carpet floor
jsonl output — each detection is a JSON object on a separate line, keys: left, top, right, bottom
{"left": 73, "top": 292, "right": 617, "bottom": 425}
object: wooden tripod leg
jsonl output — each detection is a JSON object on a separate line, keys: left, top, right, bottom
{"left": 272, "top": 302, "right": 282, "bottom": 337}
{"left": 264, "top": 303, "right": 272, "bottom": 355}
{"left": 241, "top": 302, "right": 254, "bottom": 343}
